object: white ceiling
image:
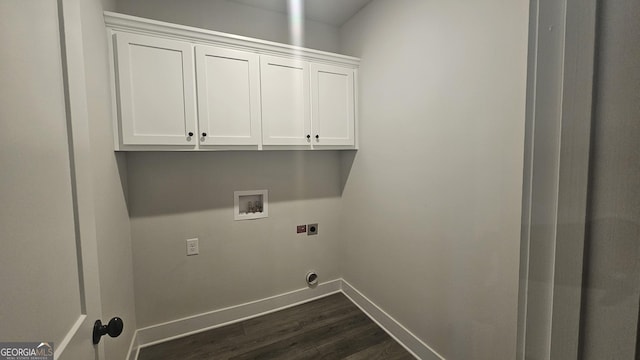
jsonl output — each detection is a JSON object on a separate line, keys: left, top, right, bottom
{"left": 229, "top": 0, "right": 372, "bottom": 27}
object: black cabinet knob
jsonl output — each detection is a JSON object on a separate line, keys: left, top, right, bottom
{"left": 306, "top": 134, "right": 311, "bottom": 139}
{"left": 315, "top": 135, "right": 319, "bottom": 139}
{"left": 202, "top": 132, "right": 207, "bottom": 137}
{"left": 188, "top": 132, "right": 194, "bottom": 137}
{"left": 92, "top": 317, "right": 124, "bottom": 344}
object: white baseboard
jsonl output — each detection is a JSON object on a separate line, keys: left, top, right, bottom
{"left": 341, "top": 279, "right": 445, "bottom": 360}
{"left": 131, "top": 279, "right": 342, "bottom": 357}
{"left": 128, "top": 278, "right": 444, "bottom": 360}
{"left": 125, "top": 329, "right": 139, "bottom": 360}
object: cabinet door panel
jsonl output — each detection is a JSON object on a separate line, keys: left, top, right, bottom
{"left": 311, "top": 63, "right": 354, "bottom": 146}
{"left": 196, "top": 46, "right": 261, "bottom": 146}
{"left": 115, "top": 32, "right": 196, "bottom": 146}
{"left": 260, "top": 55, "right": 311, "bottom": 146}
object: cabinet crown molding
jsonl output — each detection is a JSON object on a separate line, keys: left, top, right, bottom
{"left": 104, "top": 11, "right": 360, "bottom": 68}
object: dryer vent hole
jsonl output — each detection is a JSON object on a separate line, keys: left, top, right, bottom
{"left": 306, "top": 272, "right": 318, "bottom": 286}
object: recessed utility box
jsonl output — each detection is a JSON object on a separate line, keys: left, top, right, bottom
{"left": 234, "top": 190, "right": 268, "bottom": 220}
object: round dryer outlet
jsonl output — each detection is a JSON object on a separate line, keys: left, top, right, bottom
{"left": 306, "top": 271, "right": 318, "bottom": 287}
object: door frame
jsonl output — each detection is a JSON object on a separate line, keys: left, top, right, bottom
{"left": 517, "top": 0, "right": 597, "bottom": 359}
{"left": 55, "top": 0, "right": 105, "bottom": 357}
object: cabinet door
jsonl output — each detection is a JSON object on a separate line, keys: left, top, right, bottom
{"left": 260, "top": 55, "right": 311, "bottom": 146}
{"left": 115, "top": 32, "right": 196, "bottom": 146}
{"left": 310, "top": 63, "right": 355, "bottom": 146}
{"left": 195, "top": 46, "right": 261, "bottom": 146}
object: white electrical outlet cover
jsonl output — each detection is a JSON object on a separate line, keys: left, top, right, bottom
{"left": 186, "top": 238, "right": 199, "bottom": 256}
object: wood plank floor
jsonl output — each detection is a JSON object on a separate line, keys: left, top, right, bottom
{"left": 138, "top": 293, "right": 415, "bottom": 360}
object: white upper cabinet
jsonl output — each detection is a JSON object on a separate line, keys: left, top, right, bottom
{"left": 195, "top": 45, "right": 261, "bottom": 146}
{"left": 310, "top": 63, "right": 355, "bottom": 146}
{"left": 260, "top": 55, "right": 311, "bottom": 146}
{"left": 105, "top": 12, "right": 359, "bottom": 151}
{"left": 114, "top": 32, "right": 197, "bottom": 146}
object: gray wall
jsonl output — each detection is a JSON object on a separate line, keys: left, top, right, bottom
{"left": 116, "top": 0, "right": 346, "bottom": 328}
{"left": 338, "top": 1, "right": 529, "bottom": 359}
{"left": 115, "top": 0, "right": 340, "bottom": 53}
{"left": 79, "top": 0, "right": 137, "bottom": 358}
{"left": 127, "top": 151, "right": 344, "bottom": 327}
{"left": 101, "top": 0, "right": 116, "bottom": 12}
{"left": 580, "top": 0, "right": 640, "bottom": 358}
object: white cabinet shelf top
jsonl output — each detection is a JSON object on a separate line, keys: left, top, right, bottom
{"left": 104, "top": 11, "right": 360, "bottom": 68}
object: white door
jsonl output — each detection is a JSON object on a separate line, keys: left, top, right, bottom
{"left": 0, "top": 1, "right": 104, "bottom": 359}
{"left": 115, "top": 32, "right": 197, "bottom": 146}
{"left": 195, "top": 45, "right": 261, "bottom": 146}
{"left": 310, "top": 63, "right": 355, "bottom": 146}
{"left": 260, "top": 55, "right": 311, "bottom": 146}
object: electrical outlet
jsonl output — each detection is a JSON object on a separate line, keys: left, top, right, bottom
{"left": 307, "top": 223, "right": 318, "bottom": 235}
{"left": 186, "top": 238, "right": 199, "bottom": 256}
{"left": 297, "top": 225, "right": 307, "bottom": 234}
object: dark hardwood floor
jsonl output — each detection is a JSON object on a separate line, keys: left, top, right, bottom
{"left": 138, "top": 293, "right": 415, "bottom": 360}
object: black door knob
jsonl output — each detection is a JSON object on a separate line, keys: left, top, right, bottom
{"left": 93, "top": 317, "right": 124, "bottom": 344}
{"left": 188, "top": 132, "right": 194, "bottom": 137}
{"left": 315, "top": 134, "right": 319, "bottom": 139}
{"left": 306, "top": 134, "right": 311, "bottom": 139}
{"left": 202, "top": 132, "right": 207, "bottom": 137}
